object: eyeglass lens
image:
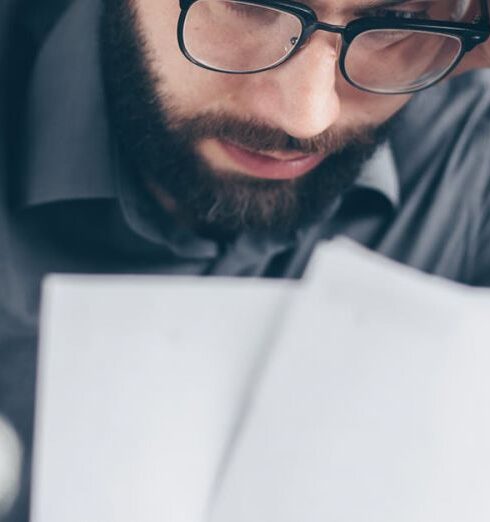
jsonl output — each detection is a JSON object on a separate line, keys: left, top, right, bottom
{"left": 183, "top": 0, "right": 303, "bottom": 72}
{"left": 181, "top": 0, "right": 468, "bottom": 93}
{"left": 345, "top": 30, "right": 462, "bottom": 93}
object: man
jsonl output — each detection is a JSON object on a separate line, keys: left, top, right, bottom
{"left": 0, "top": 0, "right": 490, "bottom": 519}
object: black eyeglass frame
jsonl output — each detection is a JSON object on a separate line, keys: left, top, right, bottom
{"left": 178, "top": 0, "right": 490, "bottom": 94}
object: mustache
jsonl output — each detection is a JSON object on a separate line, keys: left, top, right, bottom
{"left": 166, "top": 111, "right": 381, "bottom": 156}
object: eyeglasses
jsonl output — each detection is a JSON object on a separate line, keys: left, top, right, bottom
{"left": 178, "top": 0, "right": 490, "bottom": 94}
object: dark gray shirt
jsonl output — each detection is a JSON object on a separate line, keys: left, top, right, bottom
{"left": 1, "top": 0, "right": 490, "bottom": 519}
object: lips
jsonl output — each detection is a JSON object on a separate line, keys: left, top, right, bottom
{"left": 219, "top": 140, "right": 326, "bottom": 180}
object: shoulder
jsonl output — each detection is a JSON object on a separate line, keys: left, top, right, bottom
{"left": 392, "top": 71, "right": 490, "bottom": 198}
{"left": 394, "top": 70, "right": 490, "bottom": 160}
{"left": 0, "top": 0, "right": 75, "bottom": 69}
{"left": 386, "top": 72, "right": 490, "bottom": 285}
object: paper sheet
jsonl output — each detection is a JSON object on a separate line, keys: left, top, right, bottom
{"left": 210, "top": 240, "right": 490, "bottom": 522}
{"left": 31, "top": 276, "right": 292, "bottom": 522}
{"left": 32, "top": 240, "right": 490, "bottom": 522}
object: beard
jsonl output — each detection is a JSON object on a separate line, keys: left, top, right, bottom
{"left": 99, "top": 0, "right": 391, "bottom": 238}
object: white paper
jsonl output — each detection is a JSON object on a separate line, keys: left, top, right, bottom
{"left": 210, "top": 240, "right": 490, "bottom": 522}
{"left": 31, "top": 276, "right": 292, "bottom": 522}
{"left": 32, "top": 240, "right": 490, "bottom": 522}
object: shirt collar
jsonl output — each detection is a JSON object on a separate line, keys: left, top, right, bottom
{"left": 353, "top": 142, "right": 400, "bottom": 208}
{"left": 21, "top": 0, "right": 115, "bottom": 207}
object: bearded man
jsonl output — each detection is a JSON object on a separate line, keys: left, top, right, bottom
{"left": 0, "top": 0, "right": 490, "bottom": 518}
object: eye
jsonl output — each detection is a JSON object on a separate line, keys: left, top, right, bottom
{"left": 362, "top": 2, "right": 432, "bottom": 20}
{"left": 375, "top": 7, "right": 429, "bottom": 19}
{"left": 358, "top": 29, "right": 415, "bottom": 49}
{"left": 224, "top": 1, "right": 281, "bottom": 22}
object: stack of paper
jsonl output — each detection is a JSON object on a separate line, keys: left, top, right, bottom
{"left": 31, "top": 239, "right": 490, "bottom": 522}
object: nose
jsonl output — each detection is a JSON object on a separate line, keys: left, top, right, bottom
{"left": 244, "top": 31, "right": 341, "bottom": 140}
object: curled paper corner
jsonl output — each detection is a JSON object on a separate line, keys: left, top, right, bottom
{"left": 0, "top": 415, "right": 23, "bottom": 517}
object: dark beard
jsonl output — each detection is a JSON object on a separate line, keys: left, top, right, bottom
{"left": 99, "top": 0, "right": 390, "bottom": 238}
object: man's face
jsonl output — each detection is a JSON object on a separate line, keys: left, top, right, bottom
{"left": 131, "top": 0, "right": 412, "bottom": 132}
{"left": 101, "top": 0, "right": 411, "bottom": 236}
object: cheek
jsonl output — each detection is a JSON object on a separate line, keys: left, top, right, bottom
{"left": 133, "top": 0, "right": 244, "bottom": 115}
{"left": 335, "top": 75, "right": 411, "bottom": 127}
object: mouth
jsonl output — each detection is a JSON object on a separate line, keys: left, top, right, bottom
{"left": 219, "top": 140, "right": 326, "bottom": 181}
